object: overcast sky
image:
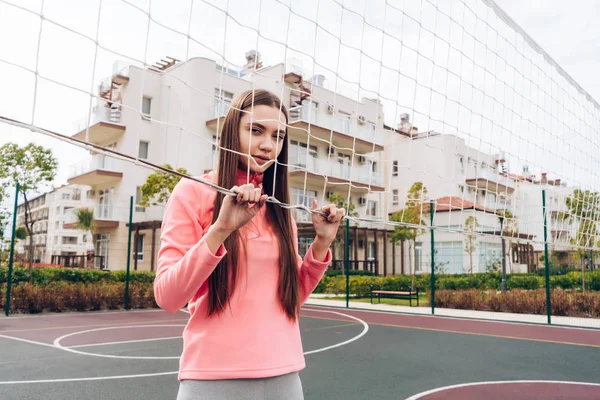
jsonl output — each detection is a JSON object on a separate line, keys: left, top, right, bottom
{"left": 1, "top": 0, "right": 599, "bottom": 212}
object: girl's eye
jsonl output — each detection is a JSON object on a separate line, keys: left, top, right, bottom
{"left": 251, "top": 128, "right": 261, "bottom": 134}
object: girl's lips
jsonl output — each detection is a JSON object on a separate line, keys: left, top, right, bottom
{"left": 253, "top": 156, "right": 270, "bottom": 165}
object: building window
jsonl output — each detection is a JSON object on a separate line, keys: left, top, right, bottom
{"left": 367, "top": 200, "right": 377, "bottom": 217}
{"left": 214, "top": 89, "right": 233, "bottom": 118}
{"left": 289, "top": 140, "right": 317, "bottom": 170}
{"left": 392, "top": 160, "right": 398, "bottom": 177}
{"left": 142, "top": 96, "right": 151, "bottom": 121}
{"left": 135, "top": 186, "right": 146, "bottom": 212}
{"left": 62, "top": 193, "right": 70, "bottom": 200}
{"left": 135, "top": 234, "right": 145, "bottom": 261}
{"left": 138, "top": 140, "right": 149, "bottom": 159}
{"left": 392, "top": 189, "right": 399, "bottom": 206}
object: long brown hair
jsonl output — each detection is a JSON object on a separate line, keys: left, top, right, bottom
{"left": 208, "top": 89, "right": 300, "bottom": 320}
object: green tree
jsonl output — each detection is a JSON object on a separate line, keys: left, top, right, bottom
{"left": 326, "top": 192, "right": 358, "bottom": 261}
{"left": 498, "top": 209, "right": 518, "bottom": 272}
{"left": 565, "top": 189, "right": 600, "bottom": 292}
{"left": 0, "top": 143, "right": 58, "bottom": 278}
{"left": 74, "top": 208, "right": 95, "bottom": 269}
{"left": 139, "top": 164, "right": 189, "bottom": 207}
{"left": 15, "top": 226, "right": 28, "bottom": 240}
{"left": 389, "top": 182, "right": 428, "bottom": 289}
{"left": 464, "top": 216, "right": 478, "bottom": 274}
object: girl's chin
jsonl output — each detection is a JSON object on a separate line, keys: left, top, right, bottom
{"left": 239, "top": 160, "right": 268, "bottom": 174}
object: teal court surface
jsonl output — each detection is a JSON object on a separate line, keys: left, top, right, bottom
{"left": 1, "top": 305, "right": 599, "bottom": 399}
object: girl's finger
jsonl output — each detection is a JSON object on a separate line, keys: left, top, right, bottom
{"left": 252, "top": 188, "right": 261, "bottom": 204}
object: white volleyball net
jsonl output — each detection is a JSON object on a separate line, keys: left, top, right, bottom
{"left": 1, "top": 0, "right": 599, "bottom": 324}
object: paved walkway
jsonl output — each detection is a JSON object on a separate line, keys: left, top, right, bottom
{"left": 306, "top": 294, "right": 600, "bottom": 329}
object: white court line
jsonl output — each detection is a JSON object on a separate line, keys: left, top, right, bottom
{"left": 304, "top": 303, "right": 600, "bottom": 332}
{"left": 1, "top": 308, "right": 171, "bottom": 319}
{"left": 68, "top": 336, "right": 182, "bottom": 348}
{"left": 301, "top": 308, "right": 369, "bottom": 355}
{"left": 53, "top": 325, "right": 185, "bottom": 359}
{"left": 0, "top": 308, "right": 369, "bottom": 384}
{"left": 405, "top": 380, "right": 600, "bottom": 400}
{"left": 0, "top": 334, "right": 57, "bottom": 349}
{"left": 0, "top": 371, "right": 178, "bottom": 385}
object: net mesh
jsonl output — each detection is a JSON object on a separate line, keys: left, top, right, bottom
{"left": 1, "top": 0, "right": 599, "bottom": 289}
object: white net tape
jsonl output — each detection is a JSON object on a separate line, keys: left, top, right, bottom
{"left": 1, "top": 0, "right": 599, "bottom": 261}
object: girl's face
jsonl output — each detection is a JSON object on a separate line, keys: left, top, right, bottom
{"left": 238, "top": 104, "right": 287, "bottom": 174}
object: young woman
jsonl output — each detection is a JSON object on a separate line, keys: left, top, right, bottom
{"left": 154, "top": 89, "right": 345, "bottom": 400}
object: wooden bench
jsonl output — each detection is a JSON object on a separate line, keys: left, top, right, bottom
{"left": 370, "top": 285, "right": 419, "bottom": 307}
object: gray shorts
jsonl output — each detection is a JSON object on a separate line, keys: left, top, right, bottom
{"left": 176, "top": 372, "right": 304, "bottom": 400}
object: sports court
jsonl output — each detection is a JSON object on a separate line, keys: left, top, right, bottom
{"left": 1, "top": 305, "right": 599, "bottom": 400}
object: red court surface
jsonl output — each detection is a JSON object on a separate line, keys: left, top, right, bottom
{"left": 408, "top": 381, "right": 600, "bottom": 399}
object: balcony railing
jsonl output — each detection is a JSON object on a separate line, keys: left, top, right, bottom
{"left": 290, "top": 157, "right": 384, "bottom": 187}
{"left": 74, "top": 104, "right": 122, "bottom": 134}
{"left": 64, "top": 203, "right": 128, "bottom": 224}
{"left": 289, "top": 105, "right": 382, "bottom": 146}
{"left": 68, "top": 154, "right": 120, "bottom": 179}
{"left": 468, "top": 169, "right": 515, "bottom": 191}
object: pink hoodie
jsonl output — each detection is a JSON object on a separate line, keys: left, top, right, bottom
{"left": 154, "top": 169, "right": 332, "bottom": 380}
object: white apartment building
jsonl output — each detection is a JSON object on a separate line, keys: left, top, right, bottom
{"left": 511, "top": 170, "right": 581, "bottom": 267}
{"left": 47, "top": 184, "right": 96, "bottom": 267}
{"left": 15, "top": 193, "right": 49, "bottom": 263}
{"left": 65, "top": 53, "right": 397, "bottom": 274}
{"left": 384, "top": 117, "right": 533, "bottom": 274}
{"left": 15, "top": 184, "right": 93, "bottom": 265}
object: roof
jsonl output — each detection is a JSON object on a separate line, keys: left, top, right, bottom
{"left": 432, "top": 196, "right": 500, "bottom": 214}
{"left": 388, "top": 196, "right": 503, "bottom": 216}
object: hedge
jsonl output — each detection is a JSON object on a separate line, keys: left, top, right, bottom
{"left": 2, "top": 266, "right": 599, "bottom": 292}
{"left": 435, "top": 289, "right": 600, "bottom": 319}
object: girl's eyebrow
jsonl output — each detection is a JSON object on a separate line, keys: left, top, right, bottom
{"left": 246, "top": 122, "right": 286, "bottom": 136}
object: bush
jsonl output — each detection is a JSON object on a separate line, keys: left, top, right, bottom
{"left": 0, "top": 265, "right": 156, "bottom": 284}
{"left": 324, "top": 270, "right": 375, "bottom": 277}
{"left": 1, "top": 282, "right": 156, "bottom": 314}
{"left": 507, "top": 275, "right": 541, "bottom": 290}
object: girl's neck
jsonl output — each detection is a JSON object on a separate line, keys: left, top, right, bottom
{"left": 236, "top": 166, "right": 264, "bottom": 188}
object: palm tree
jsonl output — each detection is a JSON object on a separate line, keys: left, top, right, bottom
{"left": 74, "top": 208, "right": 95, "bottom": 269}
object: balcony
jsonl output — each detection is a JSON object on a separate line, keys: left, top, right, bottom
{"left": 72, "top": 105, "right": 126, "bottom": 145}
{"left": 466, "top": 169, "right": 515, "bottom": 193}
{"left": 288, "top": 105, "right": 383, "bottom": 154}
{"left": 67, "top": 155, "right": 123, "bottom": 187}
{"left": 288, "top": 157, "right": 384, "bottom": 191}
{"left": 63, "top": 204, "right": 122, "bottom": 230}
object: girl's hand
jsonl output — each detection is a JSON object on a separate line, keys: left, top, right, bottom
{"left": 311, "top": 199, "right": 346, "bottom": 245}
{"left": 214, "top": 184, "right": 268, "bottom": 234}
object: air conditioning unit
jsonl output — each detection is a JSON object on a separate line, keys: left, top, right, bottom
{"left": 326, "top": 104, "right": 334, "bottom": 114}
{"left": 357, "top": 115, "right": 366, "bottom": 124}
{"left": 359, "top": 197, "right": 367, "bottom": 205}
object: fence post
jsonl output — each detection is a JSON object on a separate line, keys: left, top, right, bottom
{"left": 430, "top": 200, "right": 435, "bottom": 315}
{"left": 4, "top": 183, "right": 20, "bottom": 317}
{"left": 345, "top": 217, "right": 350, "bottom": 308}
{"left": 125, "top": 196, "right": 133, "bottom": 311}
{"left": 542, "top": 190, "right": 551, "bottom": 324}
{"left": 499, "top": 216, "right": 507, "bottom": 292}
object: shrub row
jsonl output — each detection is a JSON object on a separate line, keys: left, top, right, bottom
{"left": 0, "top": 266, "right": 155, "bottom": 285}
{"left": 314, "top": 271, "right": 600, "bottom": 295}
{"left": 0, "top": 282, "right": 157, "bottom": 314}
{"left": 434, "top": 289, "right": 600, "bottom": 319}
